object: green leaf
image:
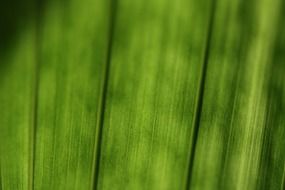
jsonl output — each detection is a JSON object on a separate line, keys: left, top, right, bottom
{"left": 96, "top": 0, "right": 213, "bottom": 189}
{"left": 0, "top": 10, "right": 37, "bottom": 190}
{"left": 33, "top": 0, "right": 110, "bottom": 189}
{"left": 0, "top": 0, "right": 285, "bottom": 189}
{"left": 190, "top": 0, "right": 285, "bottom": 189}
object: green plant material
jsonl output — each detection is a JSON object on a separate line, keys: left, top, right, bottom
{"left": 0, "top": 7, "right": 37, "bottom": 190}
{"left": 190, "top": 0, "right": 285, "bottom": 189}
{"left": 96, "top": 0, "right": 212, "bottom": 189}
{"left": 33, "top": 0, "right": 110, "bottom": 189}
{"left": 257, "top": 4, "right": 285, "bottom": 189}
{"left": 1, "top": 0, "right": 285, "bottom": 189}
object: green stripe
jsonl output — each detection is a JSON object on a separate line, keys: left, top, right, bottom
{"left": 190, "top": 0, "right": 285, "bottom": 189}
{"left": 33, "top": 0, "right": 110, "bottom": 189}
{"left": 0, "top": 5, "right": 37, "bottom": 189}
{"left": 97, "top": 0, "right": 212, "bottom": 189}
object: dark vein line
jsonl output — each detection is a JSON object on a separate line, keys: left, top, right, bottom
{"left": 282, "top": 164, "right": 285, "bottom": 190}
{"left": 91, "top": 0, "right": 117, "bottom": 189}
{"left": 30, "top": 0, "right": 42, "bottom": 189}
{"left": 185, "top": 0, "right": 216, "bottom": 189}
{"left": 0, "top": 165, "right": 2, "bottom": 190}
